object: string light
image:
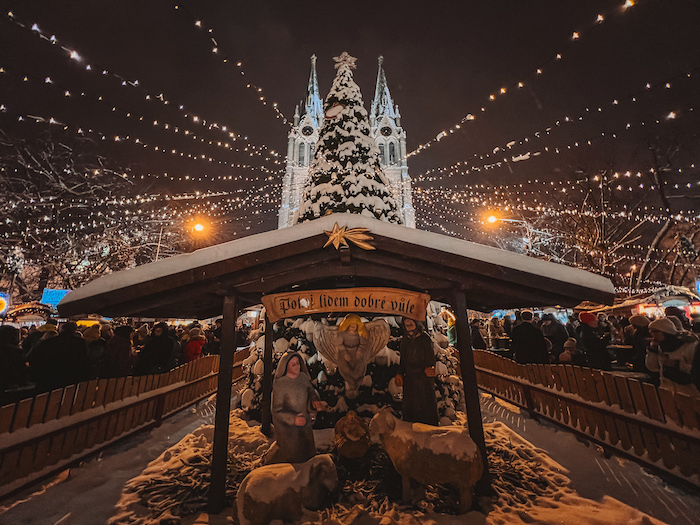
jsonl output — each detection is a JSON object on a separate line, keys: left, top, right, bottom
{"left": 412, "top": 67, "right": 698, "bottom": 182}
{"left": 172, "top": 3, "right": 290, "bottom": 126}
{"left": 407, "top": 1, "right": 649, "bottom": 158}
{"left": 0, "top": 107, "right": 284, "bottom": 180}
{"left": 2, "top": 11, "right": 282, "bottom": 157}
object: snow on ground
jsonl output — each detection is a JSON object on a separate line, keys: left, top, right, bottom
{"left": 2, "top": 394, "right": 699, "bottom": 524}
{"left": 0, "top": 406, "right": 208, "bottom": 525}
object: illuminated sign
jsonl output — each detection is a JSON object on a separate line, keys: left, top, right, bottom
{"left": 0, "top": 292, "right": 8, "bottom": 315}
{"left": 41, "top": 288, "right": 71, "bottom": 308}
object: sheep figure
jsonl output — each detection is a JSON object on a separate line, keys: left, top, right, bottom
{"left": 369, "top": 408, "right": 483, "bottom": 514}
{"left": 236, "top": 454, "right": 337, "bottom": 525}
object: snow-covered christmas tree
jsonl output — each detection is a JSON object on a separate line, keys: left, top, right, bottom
{"left": 295, "top": 52, "right": 403, "bottom": 224}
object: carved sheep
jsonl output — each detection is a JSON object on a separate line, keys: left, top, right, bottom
{"left": 236, "top": 454, "right": 337, "bottom": 525}
{"left": 369, "top": 408, "right": 483, "bottom": 513}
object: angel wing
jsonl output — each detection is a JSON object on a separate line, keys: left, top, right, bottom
{"left": 313, "top": 322, "right": 342, "bottom": 366}
{"left": 359, "top": 319, "right": 391, "bottom": 362}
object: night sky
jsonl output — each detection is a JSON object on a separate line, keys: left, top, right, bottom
{"left": 1, "top": 0, "right": 698, "bottom": 239}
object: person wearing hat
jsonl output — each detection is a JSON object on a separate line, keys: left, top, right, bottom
{"left": 577, "top": 312, "right": 612, "bottom": 370}
{"left": 182, "top": 327, "right": 206, "bottom": 362}
{"left": 558, "top": 338, "right": 586, "bottom": 366}
{"left": 28, "top": 322, "right": 89, "bottom": 392}
{"left": 664, "top": 307, "right": 691, "bottom": 331}
{"left": 646, "top": 317, "right": 700, "bottom": 396}
{"left": 21, "top": 320, "right": 58, "bottom": 357}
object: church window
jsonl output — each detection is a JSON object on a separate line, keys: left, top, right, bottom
{"left": 298, "top": 142, "right": 306, "bottom": 166}
{"left": 379, "top": 144, "right": 386, "bottom": 165}
{"left": 389, "top": 142, "right": 396, "bottom": 164}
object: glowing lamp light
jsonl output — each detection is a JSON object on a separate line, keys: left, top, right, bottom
{"left": 0, "top": 293, "right": 9, "bottom": 315}
{"left": 193, "top": 223, "right": 205, "bottom": 232}
{"left": 70, "top": 50, "right": 80, "bottom": 60}
{"left": 624, "top": 0, "right": 635, "bottom": 8}
{"left": 487, "top": 215, "right": 498, "bottom": 223}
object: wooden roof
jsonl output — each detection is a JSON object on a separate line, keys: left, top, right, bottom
{"left": 58, "top": 214, "right": 615, "bottom": 318}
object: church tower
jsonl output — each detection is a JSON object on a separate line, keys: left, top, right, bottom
{"left": 369, "top": 56, "right": 415, "bottom": 228}
{"left": 278, "top": 55, "right": 324, "bottom": 229}
{"left": 279, "top": 55, "right": 415, "bottom": 228}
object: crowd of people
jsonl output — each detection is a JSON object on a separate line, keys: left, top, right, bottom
{"left": 0, "top": 318, "right": 251, "bottom": 404}
{"left": 473, "top": 306, "right": 700, "bottom": 397}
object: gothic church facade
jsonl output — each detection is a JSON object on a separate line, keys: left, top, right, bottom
{"left": 278, "top": 56, "right": 415, "bottom": 229}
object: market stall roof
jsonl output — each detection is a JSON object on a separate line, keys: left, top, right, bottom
{"left": 58, "top": 213, "right": 615, "bottom": 318}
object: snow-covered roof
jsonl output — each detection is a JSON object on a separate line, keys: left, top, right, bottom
{"left": 58, "top": 213, "right": 614, "bottom": 318}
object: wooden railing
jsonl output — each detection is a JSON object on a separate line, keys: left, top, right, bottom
{"left": 0, "top": 350, "right": 250, "bottom": 498}
{"left": 473, "top": 350, "right": 700, "bottom": 487}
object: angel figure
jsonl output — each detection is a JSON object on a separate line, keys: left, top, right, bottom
{"left": 313, "top": 314, "right": 390, "bottom": 399}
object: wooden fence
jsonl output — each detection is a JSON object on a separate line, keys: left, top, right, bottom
{"left": 473, "top": 350, "right": 700, "bottom": 487}
{"left": 0, "top": 351, "right": 249, "bottom": 498}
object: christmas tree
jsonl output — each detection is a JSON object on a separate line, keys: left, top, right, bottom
{"left": 295, "top": 52, "right": 403, "bottom": 225}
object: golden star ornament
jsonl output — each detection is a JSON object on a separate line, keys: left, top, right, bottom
{"left": 323, "top": 223, "right": 376, "bottom": 250}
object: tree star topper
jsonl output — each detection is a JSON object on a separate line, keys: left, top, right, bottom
{"left": 323, "top": 223, "right": 375, "bottom": 250}
{"left": 333, "top": 52, "right": 357, "bottom": 70}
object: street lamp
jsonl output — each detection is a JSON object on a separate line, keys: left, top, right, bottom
{"left": 486, "top": 214, "right": 534, "bottom": 254}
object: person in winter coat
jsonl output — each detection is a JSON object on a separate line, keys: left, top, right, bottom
{"left": 646, "top": 317, "right": 700, "bottom": 397}
{"left": 182, "top": 327, "right": 206, "bottom": 362}
{"left": 84, "top": 324, "right": 109, "bottom": 378}
{"left": 29, "top": 322, "right": 89, "bottom": 392}
{"left": 577, "top": 312, "right": 612, "bottom": 370}
{"left": 664, "top": 307, "right": 691, "bottom": 331}
{"left": 0, "top": 326, "right": 29, "bottom": 403}
{"left": 395, "top": 318, "right": 439, "bottom": 425}
{"left": 558, "top": 337, "right": 586, "bottom": 366}
{"left": 134, "top": 322, "right": 173, "bottom": 375}
{"left": 628, "top": 315, "right": 651, "bottom": 371}
{"left": 266, "top": 351, "right": 324, "bottom": 464}
{"left": 511, "top": 310, "right": 550, "bottom": 364}
{"left": 540, "top": 314, "right": 569, "bottom": 357}
{"left": 133, "top": 324, "right": 150, "bottom": 351}
{"left": 21, "top": 321, "right": 57, "bottom": 357}
{"left": 106, "top": 325, "right": 135, "bottom": 377}
{"left": 470, "top": 319, "right": 487, "bottom": 350}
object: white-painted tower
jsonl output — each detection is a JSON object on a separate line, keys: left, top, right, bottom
{"left": 369, "top": 56, "right": 415, "bottom": 228}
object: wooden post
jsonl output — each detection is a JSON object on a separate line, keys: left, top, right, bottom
{"left": 451, "top": 290, "right": 492, "bottom": 495}
{"left": 261, "top": 315, "right": 273, "bottom": 436}
{"left": 208, "top": 294, "right": 238, "bottom": 513}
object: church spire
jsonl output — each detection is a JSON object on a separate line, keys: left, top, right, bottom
{"left": 370, "top": 56, "right": 397, "bottom": 121}
{"left": 303, "top": 54, "right": 323, "bottom": 127}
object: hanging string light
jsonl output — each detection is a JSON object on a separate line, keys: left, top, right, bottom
{"left": 407, "top": 0, "right": 648, "bottom": 158}
{"left": 172, "top": 3, "right": 290, "bottom": 126}
{"left": 413, "top": 67, "right": 698, "bottom": 182}
{"left": 2, "top": 10, "right": 282, "bottom": 157}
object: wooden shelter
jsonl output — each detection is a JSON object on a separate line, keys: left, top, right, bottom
{"left": 58, "top": 213, "right": 615, "bottom": 511}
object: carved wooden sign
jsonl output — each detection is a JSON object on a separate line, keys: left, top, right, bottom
{"left": 262, "top": 287, "right": 431, "bottom": 323}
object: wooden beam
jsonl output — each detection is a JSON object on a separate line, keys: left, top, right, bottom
{"left": 208, "top": 294, "right": 238, "bottom": 513}
{"left": 261, "top": 315, "right": 273, "bottom": 436}
{"left": 451, "top": 290, "right": 492, "bottom": 496}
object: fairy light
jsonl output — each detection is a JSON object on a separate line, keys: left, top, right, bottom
{"left": 407, "top": 3, "right": 652, "bottom": 158}
{"left": 173, "top": 4, "right": 290, "bottom": 126}
{"left": 413, "top": 66, "right": 698, "bottom": 181}
{"left": 2, "top": 12, "right": 282, "bottom": 158}
{"left": 0, "top": 67, "right": 283, "bottom": 166}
